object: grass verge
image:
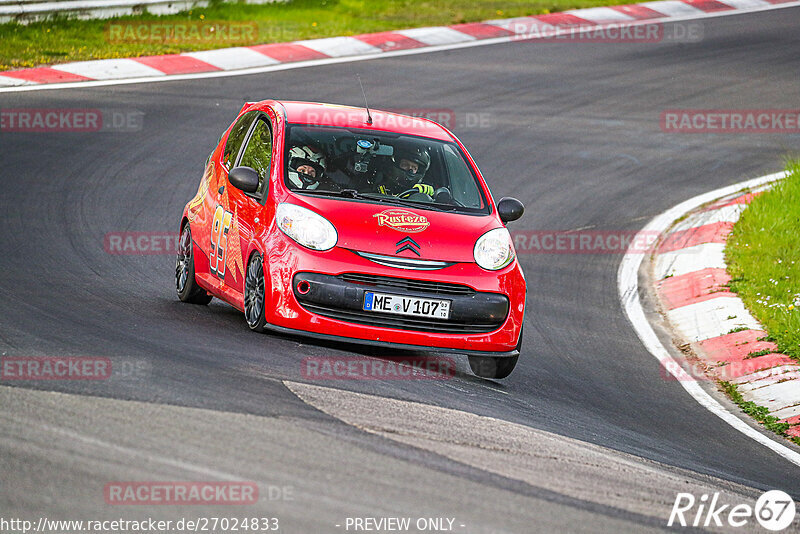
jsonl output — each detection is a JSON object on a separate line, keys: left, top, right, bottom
{"left": 720, "top": 381, "right": 799, "bottom": 445}
{"left": 2, "top": 0, "right": 642, "bottom": 71}
{"left": 726, "top": 159, "right": 800, "bottom": 361}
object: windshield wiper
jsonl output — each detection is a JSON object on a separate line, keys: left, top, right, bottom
{"left": 294, "top": 188, "right": 403, "bottom": 203}
{"left": 291, "top": 188, "right": 372, "bottom": 199}
{"left": 353, "top": 192, "right": 455, "bottom": 211}
{"left": 293, "top": 189, "right": 458, "bottom": 211}
{"left": 357, "top": 193, "right": 462, "bottom": 211}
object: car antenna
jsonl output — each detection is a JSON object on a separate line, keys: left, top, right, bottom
{"left": 357, "top": 74, "right": 373, "bottom": 125}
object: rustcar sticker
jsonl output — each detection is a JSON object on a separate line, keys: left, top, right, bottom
{"left": 373, "top": 208, "right": 430, "bottom": 233}
{"left": 209, "top": 204, "right": 233, "bottom": 279}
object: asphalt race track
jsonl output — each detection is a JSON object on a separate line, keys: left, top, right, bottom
{"left": 2, "top": 8, "right": 800, "bottom": 533}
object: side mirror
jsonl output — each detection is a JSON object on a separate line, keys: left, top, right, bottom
{"left": 228, "top": 166, "right": 260, "bottom": 194}
{"left": 497, "top": 197, "right": 525, "bottom": 224}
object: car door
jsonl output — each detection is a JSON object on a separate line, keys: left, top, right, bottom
{"left": 199, "top": 111, "right": 258, "bottom": 293}
{"left": 219, "top": 114, "right": 274, "bottom": 295}
{"left": 211, "top": 113, "right": 273, "bottom": 294}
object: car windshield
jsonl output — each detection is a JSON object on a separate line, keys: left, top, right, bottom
{"left": 284, "top": 124, "right": 488, "bottom": 213}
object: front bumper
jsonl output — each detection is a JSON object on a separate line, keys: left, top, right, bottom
{"left": 261, "top": 321, "right": 520, "bottom": 358}
{"left": 262, "top": 234, "right": 525, "bottom": 354}
{"left": 292, "top": 272, "right": 509, "bottom": 335}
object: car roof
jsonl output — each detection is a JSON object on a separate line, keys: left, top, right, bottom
{"left": 263, "top": 100, "right": 455, "bottom": 142}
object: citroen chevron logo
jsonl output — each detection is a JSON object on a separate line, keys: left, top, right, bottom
{"left": 396, "top": 236, "right": 421, "bottom": 256}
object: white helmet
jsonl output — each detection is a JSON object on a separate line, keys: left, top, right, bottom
{"left": 288, "top": 145, "right": 327, "bottom": 190}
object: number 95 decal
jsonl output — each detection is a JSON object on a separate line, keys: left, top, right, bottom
{"left": 210, "top": 205, "right": 233, "bottom": 279}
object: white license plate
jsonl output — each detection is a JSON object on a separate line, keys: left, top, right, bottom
{"left": 363, "top": 292, "right": 451, "bottom": 319}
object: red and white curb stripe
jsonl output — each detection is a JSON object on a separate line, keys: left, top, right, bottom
{"left": 619, "top": 171, "right": 800, "bottom": 466}
{"left": 653, "top": 186, "right": 800, "bottom": 437}
{"left": 1, "top": 0, "right": 799, "bottom": 88}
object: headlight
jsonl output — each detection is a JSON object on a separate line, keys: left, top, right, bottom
{"left": 474, "top": 227, "right": 515, "bottom": 270}
{"left": 276, "top": 203, "right": 337, "bottom": 251}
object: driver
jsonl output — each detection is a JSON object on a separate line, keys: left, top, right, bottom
{"left": 287, "top": 145, "right": 327, "bottom": 190}
{"left": 376, "top": 146, "right": 434, "bottom": 197}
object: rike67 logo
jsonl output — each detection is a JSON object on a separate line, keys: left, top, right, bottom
{"left": 669, "top": 490, "right": 796, "bottom": 531}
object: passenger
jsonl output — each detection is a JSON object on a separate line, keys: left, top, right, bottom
{"left": 287, "top": 145, "right": 328, "bottom": 190}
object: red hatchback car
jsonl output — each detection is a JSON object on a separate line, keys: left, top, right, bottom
{"left": 177, "top": 100, "right": 526, "bottom": 378}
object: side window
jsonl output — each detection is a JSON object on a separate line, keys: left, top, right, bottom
{"left": 442, "top": 144, "right": 482, "bottom": 208}
{"left": 222, "top": 111, "right": 258, "bottom": 170}
{"left": 238, "top": 118, "right": 273, "bottom": 197}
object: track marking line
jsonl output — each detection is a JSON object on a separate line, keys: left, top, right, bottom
{"left": 1, "top": 2, "right": 799, "bottom": 93}
{"left": 617, "top": 170, "right": 800, "bottom": 467}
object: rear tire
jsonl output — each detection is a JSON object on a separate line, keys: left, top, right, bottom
{"left": 468, "top": 326, "right": 523, "bottom": 379}
{"left": 244, "top": 253, "right": 267, "bottom": 332}
{"left": 176, "top": 223, "right": 212, "bottom": 305}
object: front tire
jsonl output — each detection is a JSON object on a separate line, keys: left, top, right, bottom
{"left": 468, "top": 354, "right": 519, "bottom": 379}
{"left": 468, "top": 326, "right": 522, "bottom": 379}
{"left": 176, "top": 223, "right": 212, "bottom": 305}
{"left": 244, "top": 253, "right": 267, "bottom": 332}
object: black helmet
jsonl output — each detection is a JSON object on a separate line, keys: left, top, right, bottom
{"left": 392, "top": 146, "right": 430, "bottom": 184}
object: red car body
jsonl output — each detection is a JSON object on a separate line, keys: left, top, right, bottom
{"left": 179, "top": 100, "right": 525, "bottom": 366}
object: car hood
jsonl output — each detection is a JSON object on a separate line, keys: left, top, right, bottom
{"left": 288, "top": 195, "right": 499, "bottom": 263}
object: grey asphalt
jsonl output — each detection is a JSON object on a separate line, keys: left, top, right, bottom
{"left": 1, "top": 8, "right": 799, "bottom": 532}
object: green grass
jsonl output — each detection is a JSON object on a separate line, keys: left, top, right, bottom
{"left": 720, "top": 381, "right": 794, "bottom": 439}
{"left": 1, "top": 0, "right": 644, "bottom": 71}
{"left": 726, "top": 160, "right": 800, "bottom": 361}
{"left": 745, "top": 348, "right": 774, "bottom": 359}
{"left": 728, "top": 326, "right": 750, "bottom": 334}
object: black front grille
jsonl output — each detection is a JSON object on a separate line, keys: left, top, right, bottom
{"left": 293, "top": 272, "right": 508, "bottom": 335}
{"left": 338, "top": 273, "right": 475, "bottom": 296}
{"left": 300, "top": 304, "right": 501, "bottom": 334}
